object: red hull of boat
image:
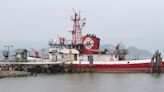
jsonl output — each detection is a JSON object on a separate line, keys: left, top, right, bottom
{"left": 73, "top": 62, "right": 164, "bottom": 72}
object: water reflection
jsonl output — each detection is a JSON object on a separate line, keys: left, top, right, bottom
{"left": 0, "top": 73, "right": 164, "bottom": 92}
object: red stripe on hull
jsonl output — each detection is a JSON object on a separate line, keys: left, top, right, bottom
{"left": 73, "top": 62, "right": 164, "bottom": 72}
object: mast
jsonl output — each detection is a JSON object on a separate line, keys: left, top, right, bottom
{"left": 70, "top": 9, "right": 86, "bottom": 46}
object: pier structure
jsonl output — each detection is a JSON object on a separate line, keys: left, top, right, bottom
{"left": 0, "top": 61, "right": 64, "bottom": 75}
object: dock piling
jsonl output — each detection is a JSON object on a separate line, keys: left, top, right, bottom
{"left": 149, "top": 50, "right": 162, "bottom": 73}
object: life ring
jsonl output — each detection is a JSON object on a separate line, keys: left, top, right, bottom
{"left": 83, "top": 37, "right": 94, "bottom": 49}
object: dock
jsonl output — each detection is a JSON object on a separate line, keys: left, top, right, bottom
{"left": 0, "top": 61, "right": 65, "bottom": 77}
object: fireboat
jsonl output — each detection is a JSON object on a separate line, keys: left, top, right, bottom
{"left": 47, "top": 10, "right": 164, "bottom": 73}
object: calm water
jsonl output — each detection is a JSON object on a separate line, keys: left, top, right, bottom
{"left": 0, "top": 73, "right": 164, "bottom": 92}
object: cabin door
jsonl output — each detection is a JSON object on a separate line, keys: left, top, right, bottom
{"left": 74, "top": 54, "right": 77, "bottom": 60}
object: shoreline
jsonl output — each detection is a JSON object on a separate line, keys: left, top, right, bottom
{"left": 0, "top": 71, "right": 30, "bottom": 78}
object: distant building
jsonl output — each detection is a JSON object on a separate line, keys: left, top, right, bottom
{"left": 15, "top": 49, "right": 28, "bottom": 62}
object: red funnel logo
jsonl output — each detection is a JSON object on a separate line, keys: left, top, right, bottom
{"left": 83, "top": 37, "right": 94, "bottom": 49}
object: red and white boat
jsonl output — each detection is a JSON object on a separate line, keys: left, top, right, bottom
{"left": 48, "top": 10, "right": 164, "bottom": 72}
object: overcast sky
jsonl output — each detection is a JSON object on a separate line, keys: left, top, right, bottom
{"left": 0, "top": 0, "right": 164, "bottom": 53}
